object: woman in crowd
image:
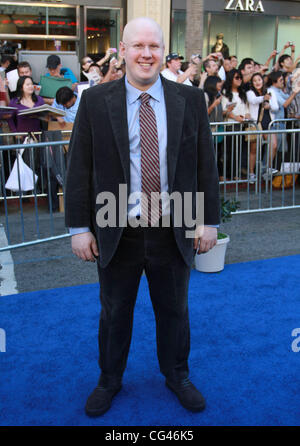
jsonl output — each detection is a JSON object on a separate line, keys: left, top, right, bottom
{"left": 87, "top": 57, "right": 120, "bottom": 85}
{"left": 7, "top": 76, "right": 45, "bottom": 188}
{"left": 87, "top": 63, "right": 103, "bottom": 85}
{"left": 203, "top": 75, "right": 224, "bottom": 178}
{"left": 247, "top": 72, "right": 278, "bottom": 181}
{"left": 222, "top": 69, "right": 250, "bottom": 124}
{"left": 221, "top": 69, "right": 250, "bottom": 178}
{"left": 80, "top": 56, "right": 94, "bottom": 81}
{"left": 8, "top": 76, "right": 44, "bottom": 133}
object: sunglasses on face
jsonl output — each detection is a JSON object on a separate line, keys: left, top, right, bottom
{"left": 234, "top": 76, "right": 242, "bottom": 80}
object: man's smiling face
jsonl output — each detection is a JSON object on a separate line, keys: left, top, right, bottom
{"left": 119, "top": 19, "right": 165, "bottom": 90}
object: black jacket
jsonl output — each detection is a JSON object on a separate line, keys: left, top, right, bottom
{"left": 65, "top": 75, "right": 220, "bottom": 267}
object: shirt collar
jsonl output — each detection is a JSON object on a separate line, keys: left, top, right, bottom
{"left": 125, "top": 75, "right": 163, "bottom": 105}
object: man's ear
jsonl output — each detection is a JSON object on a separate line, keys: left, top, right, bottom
{"left": 119, "top": 41, "right": 125, "bottom": 58}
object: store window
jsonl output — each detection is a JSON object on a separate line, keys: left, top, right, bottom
{"left": 277, "top": 16, "right": 300, "bottom": 54}
{"left": 172, "top": 8, "right": 300, "bottom": 67}
{"left": 86, "top": 8, "right": 120, "bottom": 57}
{"left": 0, "top": 3, "right": 77, "bottom": 36}
{"left": 206, "top": 13, "right": 276, "bottom": 64}
{"left": 171, "top": 10, "right": 186, "bottom": 59}
{"left": 205, "top": 13, "right": 238, "bottom": 58}
{"left": 0, "top": 2, "right": 78, "bottom": 52}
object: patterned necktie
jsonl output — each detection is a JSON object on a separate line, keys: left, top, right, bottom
{"left": 139, "top": 92, "right": 161, "bottom": 226}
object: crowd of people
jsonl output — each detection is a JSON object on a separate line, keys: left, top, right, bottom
{"left": 0, "top": 40, "right": 300, "bottom": 194}
{"left": 160, "top": 43, "right": 300, "bottom": 182}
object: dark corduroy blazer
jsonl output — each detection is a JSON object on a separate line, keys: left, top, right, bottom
{"left": 65, "top": 75, "right": 220, "bottom": 267}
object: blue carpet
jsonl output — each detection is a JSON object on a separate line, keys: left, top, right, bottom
{"left": 0, "top": 255, "right": 300, "bottom": 426}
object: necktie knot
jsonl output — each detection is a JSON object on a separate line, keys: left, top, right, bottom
{"left": 140, "top": 92, "right": 151, "bottom": 106}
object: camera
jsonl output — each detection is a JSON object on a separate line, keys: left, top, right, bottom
{"left": 191, "top": 54, "right": 202, "bottom": 61}
{"left": 0, "top": 41, "right": 18, "bottom": 55}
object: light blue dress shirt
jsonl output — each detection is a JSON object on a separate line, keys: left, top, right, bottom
{"left": 52, "top": 93, "right": 80, "bottom": 123}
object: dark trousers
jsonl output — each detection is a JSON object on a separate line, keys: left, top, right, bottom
{"left": 96, "top": 223, "right": 191, "bottom": 387}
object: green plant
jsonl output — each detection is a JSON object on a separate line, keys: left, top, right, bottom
{"left": 220, "top": 198, "right": 240, "bottom": 223}
{"left": 218, "top": 198, "right": 240, "bottom": 239}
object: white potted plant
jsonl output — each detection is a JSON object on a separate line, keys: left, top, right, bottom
{"left": 194, "top": 198, "right": 240, "bottom": 273}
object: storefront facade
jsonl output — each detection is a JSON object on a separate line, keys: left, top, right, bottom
{"left": 2, "top": 0, "right": 300, "bottom": 66}
{"left": 0, "top": 0, "right": 125, "bottom": 60}
{"left": 172, "top": 0, "right": 300, "bottom": 63}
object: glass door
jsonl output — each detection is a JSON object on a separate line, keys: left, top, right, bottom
{"left": 84, "top": 7, "right": 122, "bottom": 59}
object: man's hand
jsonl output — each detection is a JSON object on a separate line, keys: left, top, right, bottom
{"left": 194, "top": 226, "right": 217, "bottom": 254}
{"left": 71, "top": 232, "right": 99, "bottom": 262}
{"left": 56, "top": 116, "right": 66, "bottom": 128}
{"left": 187, "top": 63, "right": 197, "bottom": 77}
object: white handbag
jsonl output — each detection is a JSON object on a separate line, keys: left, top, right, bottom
{"left": 5, "top": 135, "right": 38, "bottom": 192}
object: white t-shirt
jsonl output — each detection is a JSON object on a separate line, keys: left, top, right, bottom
{"left": 161, "top": 68, "right": 193, "bottom": 86}
{"left": 246, "top": 89, "right": 279, "bottom": 122}
{"left": 221, "top": 92, "right": 250, "bottom": 123}
{"left": 218, "top": 66, "right": 226, "bottom": 81}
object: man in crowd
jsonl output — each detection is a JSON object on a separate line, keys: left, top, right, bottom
{"left": 0, "top": 55, "right": 12, "bottom": 72}
{"left": 46, "top": 54, "right": 77, "bottom": 84}
{"left": 42, "top": 54, "right": 78, "bottom": 105}
{"left": 230, "top": 55, "right": 238, "bottom": 69}
{"left": 161, "top": 52, "right": 197, "bottom": 86}
{"left": 274, "top": 42, "right": 296, "bottom": 72}
{"left": 52, "top": 86, "right": 80, "bottom": 126}
{"left": 198, "top": 56, "right": 222, "bottom": 88}
{"left": 203, "top": 58, "right": 220, "bottom": 77}
{"left": 17, "top": 61, "right": 32, "bottom": 77}
{"left": 278, "top": 54, "right": 294, "bottom": 73}
{"left": 65, "top": 17, "right": 220, "bottom": 417}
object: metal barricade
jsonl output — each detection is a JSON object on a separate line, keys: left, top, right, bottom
{"left": 0, "top": 125, "right": 300, "bottom": 253}
{"left": 210, "top": 123, "right": 300, "bottom": 214}
{"left": 0, "top": 131, "right": 71, "bottom": 252}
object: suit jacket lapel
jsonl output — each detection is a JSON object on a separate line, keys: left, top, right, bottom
{"left": 161, "top": 75, "right": 186, "bottom": 193}
{"left": 105, "top": 77, "right": 130, "bottom": 188}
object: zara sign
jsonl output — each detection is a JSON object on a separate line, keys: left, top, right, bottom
{"left": 225, "top": 0, "right": 265, "bottom": 12}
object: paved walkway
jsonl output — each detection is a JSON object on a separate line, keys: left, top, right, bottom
{"left": 0, "top": 205, "right": 299, "bottom": 294}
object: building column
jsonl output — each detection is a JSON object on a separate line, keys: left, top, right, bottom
{"left": 126, "top": 0, "right": 171, "bottom": 53}
{"left": 185, "top": 0, "right": 204, "bottom": 60}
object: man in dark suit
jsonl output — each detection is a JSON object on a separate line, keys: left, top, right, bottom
{"left": 65, "top": 17, "right": 220, "bottom": 417}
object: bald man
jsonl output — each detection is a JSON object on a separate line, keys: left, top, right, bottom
{"left": 65, "top": 17, "right": 220, "bottom": 416}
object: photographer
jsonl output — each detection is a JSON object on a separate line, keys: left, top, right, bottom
{"left": 274, "top": 42, "right": 296, "bottom": 73}
{"left": 161, "top": 53, "right": 197, "bottom": 85}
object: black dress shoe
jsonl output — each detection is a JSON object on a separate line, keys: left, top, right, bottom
{"left": 85, "top": 385, "right": 122, "bottom": 417}
{"left": 166, "top": 378, "right": 206, "bottom": 412}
